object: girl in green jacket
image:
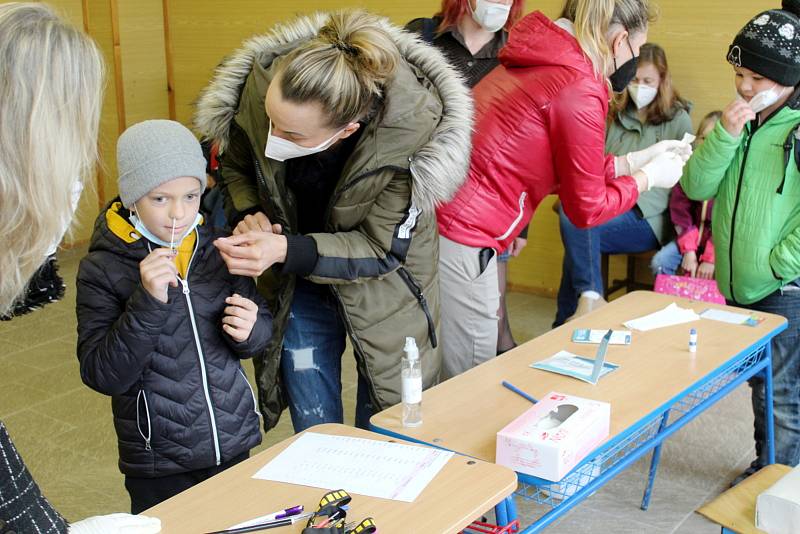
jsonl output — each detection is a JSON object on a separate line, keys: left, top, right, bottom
{"left": 681, "top": 0, "right": 800, "bottom": 478}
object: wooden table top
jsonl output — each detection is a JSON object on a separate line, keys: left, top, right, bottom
{"left": 371, "top": 291, "right": 786, "bottom": 463}
{"left": 143, "top": 423, "right": 518, "bottom": 533}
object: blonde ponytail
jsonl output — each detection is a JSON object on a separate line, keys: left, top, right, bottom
{"left": 277, "top": 10, "right": 400, "bottom": 128}
{"left": 561, "top": 0, "right": 655, "bottom": 79}
{"left": 0, "top": 2, "right": 104, "bottom": 315}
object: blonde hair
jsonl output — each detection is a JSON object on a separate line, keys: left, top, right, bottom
{"left": 560, "top": 0, "right": 656, "bottom": 80}
{"left": 276, "top": 10, "right": 400, "bottom": 128}
{"left": 0, "top": 3, "right": 104, "bottom": 315}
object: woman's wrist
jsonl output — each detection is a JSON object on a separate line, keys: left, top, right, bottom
{"left": 632, "top": 170, "right": 650, "bottom": 193}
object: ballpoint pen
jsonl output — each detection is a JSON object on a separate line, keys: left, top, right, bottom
{"left": 227, "top": 505, "right": 304, "bottom": 530}
{"left": 206, "top": 511, "right": 314, "bottom": 534}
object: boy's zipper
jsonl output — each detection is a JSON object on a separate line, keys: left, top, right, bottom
{"left": 238, "top": 368, "right": 261, "bottom": 420}
{"left": 729, "top": 126, "right": 755, "bottom": 303}
{"left": 178, "top": 236, "right": 222, "bottom": 466}
{"left": 136, "top": 389, "right": 152, "bottom": 451}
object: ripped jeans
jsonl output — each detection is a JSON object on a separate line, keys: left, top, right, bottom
{"left": 280, "top": 278, "right": 374, "bottom": 433}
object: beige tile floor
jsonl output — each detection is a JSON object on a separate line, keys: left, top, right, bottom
{"left": 0, "top": 246, "right": 755, "bottom": 532}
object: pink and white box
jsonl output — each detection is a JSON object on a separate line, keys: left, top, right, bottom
{"left": 496, "top": 391, "right": 611, "bottom": 482}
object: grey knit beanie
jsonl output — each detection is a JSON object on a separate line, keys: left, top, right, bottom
{"left": 117, "top": 120, "right": 207, "bottom": 208}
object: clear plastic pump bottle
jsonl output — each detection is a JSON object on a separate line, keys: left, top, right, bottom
{"left": 401, "top": 336, "right": 422, "bottom": 427}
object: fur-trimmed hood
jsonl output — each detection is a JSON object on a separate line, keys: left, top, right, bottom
{"left": 194, "top": 12, "right": 473, "bottom": 212}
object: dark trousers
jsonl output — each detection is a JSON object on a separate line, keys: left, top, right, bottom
{"left": 125, "top": 452, "right": 249, "bottom": 514}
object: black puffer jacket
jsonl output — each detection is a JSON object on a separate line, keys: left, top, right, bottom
{"left": 76, "top": 202, "right": 270, "bottom": 477}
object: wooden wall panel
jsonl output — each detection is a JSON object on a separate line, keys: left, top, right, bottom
{"left": 166, "top": 0, "right": 439, "bottom": 125}
{"left": 117, "top": 0, "right": 169, "bottom": 125}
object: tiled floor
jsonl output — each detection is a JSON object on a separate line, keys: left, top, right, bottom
{"left": 0, "top": 246, "right": 754, "bottom": 532}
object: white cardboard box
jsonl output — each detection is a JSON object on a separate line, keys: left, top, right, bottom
{"left": 756, "top": 464, "right": 800, "bottom": 534}
{"left": 496, "top": 391, "right": 610, "bottom": 482}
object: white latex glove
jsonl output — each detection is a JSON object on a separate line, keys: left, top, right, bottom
{"left": 639, "top": 151, "right": 686, "bottom": 191}
{"left": 626, "top": 140, "right": 692, "bottom": 173}
{"left": 69, "top": 513, "right": 161, "bottom": 534}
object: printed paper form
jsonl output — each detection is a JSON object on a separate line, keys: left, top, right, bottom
{"left": 252, "top": 432, "right": 454, "bottom": 502}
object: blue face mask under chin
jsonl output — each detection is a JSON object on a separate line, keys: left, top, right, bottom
{"left": 129, "top": 210, "right": 202, "bottom": 248}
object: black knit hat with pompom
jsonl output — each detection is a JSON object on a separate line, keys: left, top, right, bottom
{"left": 728, "top": 0, "right": 800, "bottom": 86}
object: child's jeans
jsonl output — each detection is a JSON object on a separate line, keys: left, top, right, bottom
{"left": 125, "top": 452, "right": 248, "bottom": 513}
{"left": 745, "top": 285, "right": 800, "bottom": 469}
{"left": 650, "top": 240, "right": 683, "bottom": 276}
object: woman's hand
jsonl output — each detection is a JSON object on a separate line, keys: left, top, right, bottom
{"left": 508, "top": 237, "right": 528, "bottom": 257}
{"left": 214, "top": 231, "right": 287, "bottom": 277}
{"left": 696, "top": 261, "right": 715, "bottom": 280}
{"left": 233, "top": 212, "right": 282, "bottom": 236}
{"left": 680, "top": 251, "right": 699, "bottom": 278}
{"left": 721, "top": 99, "right": 756, "bottom": 137}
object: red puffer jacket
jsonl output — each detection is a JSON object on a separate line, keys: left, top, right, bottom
{"left": 436, "top": 11, "right": 639, "bottom": 252}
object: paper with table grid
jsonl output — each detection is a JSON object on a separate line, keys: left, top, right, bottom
{"left": 252, "top": 432, "right": 454, "bottom": 502}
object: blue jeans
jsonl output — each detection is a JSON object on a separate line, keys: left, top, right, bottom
{"left": 280, "top": 279, "right": 374, "bottom": 433}
{"left": 555, "top": 207, "right": 659, "bottom": 326}
{"left": 650, "top": 240, "right": 683, "bottom": 275}
{"left": 745, "top": 287, "right": 800, "bottom": 468}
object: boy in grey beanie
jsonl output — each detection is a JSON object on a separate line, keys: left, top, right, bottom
{"left": 75, "top": 119, "right": 272, "bottom": 513}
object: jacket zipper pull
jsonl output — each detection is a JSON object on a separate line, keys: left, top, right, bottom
{"left": 144, "top": 438, "right": 151, "bottom": 451}
{"left": 180, "top": 278, "right": 190, "bottom": 295}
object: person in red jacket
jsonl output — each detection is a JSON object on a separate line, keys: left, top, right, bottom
{"left": 436, "top": 0, "right": 693, "bottom": 379}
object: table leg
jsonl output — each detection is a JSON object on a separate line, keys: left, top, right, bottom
{"left": 640, "top": 410, "right": 670, "bottom": 511}
{"left": 764, "top": 344, "right": 776, "bottom": 465}
{"left": 494, "top": 497, "right": 509, "bottom": 527}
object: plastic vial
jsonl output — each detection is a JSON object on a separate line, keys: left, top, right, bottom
{"left": 401, "top": 336, "right": 423, "bottom": 427}
{"left": 689, "top": 328, "right": 697, "bottom": 353}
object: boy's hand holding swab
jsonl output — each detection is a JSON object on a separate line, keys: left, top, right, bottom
{"left": 222, "top": 293, "right": 258, "bottom": 342}
{"left": 139, "top": 248, "right": 178, "bottom": 303}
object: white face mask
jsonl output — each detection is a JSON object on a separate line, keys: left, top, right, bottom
{"left": 470, "top": 0, "right": 511, "bottom": 33}
{"left": 264, "top": 123, "right": 345, "bottom": 162}
{"left": 130, "top": 208, "right": 202, "bottom": 249}
{"left": 743, "top": 84, "right": 788, "bottom": 113}
{"left": 628, "top": 83, "right": 658, "bottom": 110}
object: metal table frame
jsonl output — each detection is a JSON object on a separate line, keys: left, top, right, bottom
{"left": 371, "top": 324, "right": 785, "bottom": 533}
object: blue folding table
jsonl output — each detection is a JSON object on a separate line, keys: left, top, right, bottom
{"left": 370, "top": 291, "right": 787, "bottom": 533}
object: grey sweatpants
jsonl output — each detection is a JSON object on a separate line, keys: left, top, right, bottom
{"left": 438, "top": 236, "right": 500, "bottom": 380}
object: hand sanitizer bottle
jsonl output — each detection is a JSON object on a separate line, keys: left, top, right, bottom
{"left": 401, "top": 337, "right": 422, "bottom": 427}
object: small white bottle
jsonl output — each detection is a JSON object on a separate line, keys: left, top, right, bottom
{"left": 401, "top": 337, "right": 423, "bottom": 427}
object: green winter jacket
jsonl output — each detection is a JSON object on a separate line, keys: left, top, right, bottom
{"left": 194, "top": 13, "right": 473, "bottom": 430}
{"left": 681, "top": 92, "right": 800, "bottom": 304}
{"left": 606, "top": 102, "right": 693, "bottom": 245}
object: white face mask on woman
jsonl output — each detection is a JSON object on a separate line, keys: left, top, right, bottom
{"left": 628, "top": 83, "right": 658, "bottom": 110}
{"left": 264, "top": 123, "right": 345, "bottom": 162}
{"left": 470, "top": 0, "right": 511, "bottom": 33}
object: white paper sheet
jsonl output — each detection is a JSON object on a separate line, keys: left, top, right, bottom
{"left": 252, "top": 432, "right": 453, "bottom": 502}
{"left": 699, "top": 308, "right": 761, "bottom": 326}
{"left": 623, "top": 303, "right": 700, "bottom": 331}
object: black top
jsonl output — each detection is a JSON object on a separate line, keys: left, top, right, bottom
{"left": 285, "top": 128, "right": 363, "bottom": 235}
{"left": 282, "top": 128, "right": 363, "bottom": 276}
{"left": 406, "top": 16, "right": 507, "bottom": 89}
